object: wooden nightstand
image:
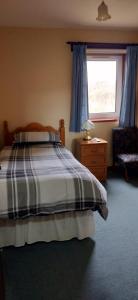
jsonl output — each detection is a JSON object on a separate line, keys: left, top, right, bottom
{"left": 75, "top": 138, "right": 108, "bottom": 181}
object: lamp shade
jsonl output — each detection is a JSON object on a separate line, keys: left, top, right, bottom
{"left": 81, "top": 120, "right": 95, "bottom": 140}
{"left": 81, "top": 120, "right": 95, "bottom": 131}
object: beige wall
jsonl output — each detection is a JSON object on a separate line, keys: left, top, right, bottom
{"left": 0, "top": 27, "right": 138, "bottom": 165}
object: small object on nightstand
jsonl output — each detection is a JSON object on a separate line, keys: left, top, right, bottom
{"left": 92, "top": 137, "right": 101, "bottom": 142}
{"left": 75, "top": 138, "right": 108, "bottom": 181}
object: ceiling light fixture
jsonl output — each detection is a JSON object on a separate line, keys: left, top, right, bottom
{"left": 96, "top": 1, "right": 111, "bottom": 21}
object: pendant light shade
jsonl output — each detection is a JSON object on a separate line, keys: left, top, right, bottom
{"left": 96, "top": 1, "right": 111, "bottom": 21}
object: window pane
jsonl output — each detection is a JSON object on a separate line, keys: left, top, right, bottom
{"left": 87, "top": 60, "right": 117, "bottom": 114}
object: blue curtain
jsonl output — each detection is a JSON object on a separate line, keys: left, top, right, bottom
{"left": 119, "top": 46, "right": 138, "bottom": 127}
{"left": 69, "top": 45, "right": 89, "bottom": 132}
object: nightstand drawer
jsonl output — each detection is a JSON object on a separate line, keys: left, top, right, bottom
{"left": 87, "top": 166, "right": 107, "bottom": 181}
{"left": 81, "top": 155, "right": 106, "bottom": 166}
{"left": 81, "top": 145, "right": 106, "bottom": 157}
{"left": 75, "top": 138, "right": 108, "bottom": 181}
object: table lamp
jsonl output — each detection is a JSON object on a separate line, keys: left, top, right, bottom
{"left": 81, "top": 120, "right": 95, "bottom": 140}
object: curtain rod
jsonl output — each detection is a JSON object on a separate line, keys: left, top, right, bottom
{"left": 67, "top": 41, "right": 138, "bottom": 50}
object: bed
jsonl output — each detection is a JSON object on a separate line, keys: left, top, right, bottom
{"left": 0, "top": 119, "right": 108, "bottom": 247}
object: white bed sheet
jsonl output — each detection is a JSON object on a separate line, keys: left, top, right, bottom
{"left": 0, "top": 210, "right": 95, "bottom": 247}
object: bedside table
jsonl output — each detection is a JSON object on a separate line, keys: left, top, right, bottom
{"left": 75, "top": 138, "right": 108, "bottom": 181}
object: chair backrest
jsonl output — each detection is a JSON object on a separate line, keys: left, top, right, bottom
{"left": 112, "top": 127, "right": 138, "bottom": 164}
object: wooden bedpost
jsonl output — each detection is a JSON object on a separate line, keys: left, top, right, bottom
{"left": 3, "top": 121, "right": 13, "bottom": 146}
{"left": 3, "top": 121, "right": 9, "bottom": 146}
{"left": 59, "top": 119, "right": 65, "bottom": 146}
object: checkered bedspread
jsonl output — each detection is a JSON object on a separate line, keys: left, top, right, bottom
{"left": 0, "top": 143, "right": 108, "bottom": 220}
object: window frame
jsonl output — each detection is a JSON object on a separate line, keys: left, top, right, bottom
{"left": 87, "top": 50, "right": 125, "bottom": 121}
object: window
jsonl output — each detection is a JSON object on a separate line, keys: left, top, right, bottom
{"left": 87, "top": 52, "right": 124, "bottom": 121}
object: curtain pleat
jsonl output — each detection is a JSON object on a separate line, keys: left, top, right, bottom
{"left": 119, "top": 46, "right": 138, "bottom": 127}
{"left": 69, "top": 45, "right": 89, "bottom": 132}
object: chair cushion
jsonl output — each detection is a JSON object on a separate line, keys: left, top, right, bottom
{"left": 118, "top": 154, "right": 138, "bottom": 164}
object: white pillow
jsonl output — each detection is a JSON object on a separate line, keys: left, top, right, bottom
{"left": 14, "top": 131, "right": 61, "bottom": 143}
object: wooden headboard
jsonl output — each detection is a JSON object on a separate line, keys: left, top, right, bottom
{"left": 3, "top": 119, "right": 65, "bottom": 146}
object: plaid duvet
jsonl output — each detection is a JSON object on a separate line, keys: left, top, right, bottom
{"left": 0, "top": 143, "right": 108, "bottom": 220}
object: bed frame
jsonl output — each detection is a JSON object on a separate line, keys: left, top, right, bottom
{"left": 3, "top": 119, "right": 65, "bottom": 146}
{"left": 0, "top": 118, "right": 95, "bottom": 250}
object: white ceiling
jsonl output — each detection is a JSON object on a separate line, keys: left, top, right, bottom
{"left": 0, "top": 0, "right": 138, "bottom": 30}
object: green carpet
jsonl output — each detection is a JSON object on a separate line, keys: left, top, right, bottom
{"left": 3, "top": 172, "right": 138, "bottom": 300}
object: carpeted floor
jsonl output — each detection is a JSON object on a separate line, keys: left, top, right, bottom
{"left": 2, "top": 171, "right": 138, "bottom": 300}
